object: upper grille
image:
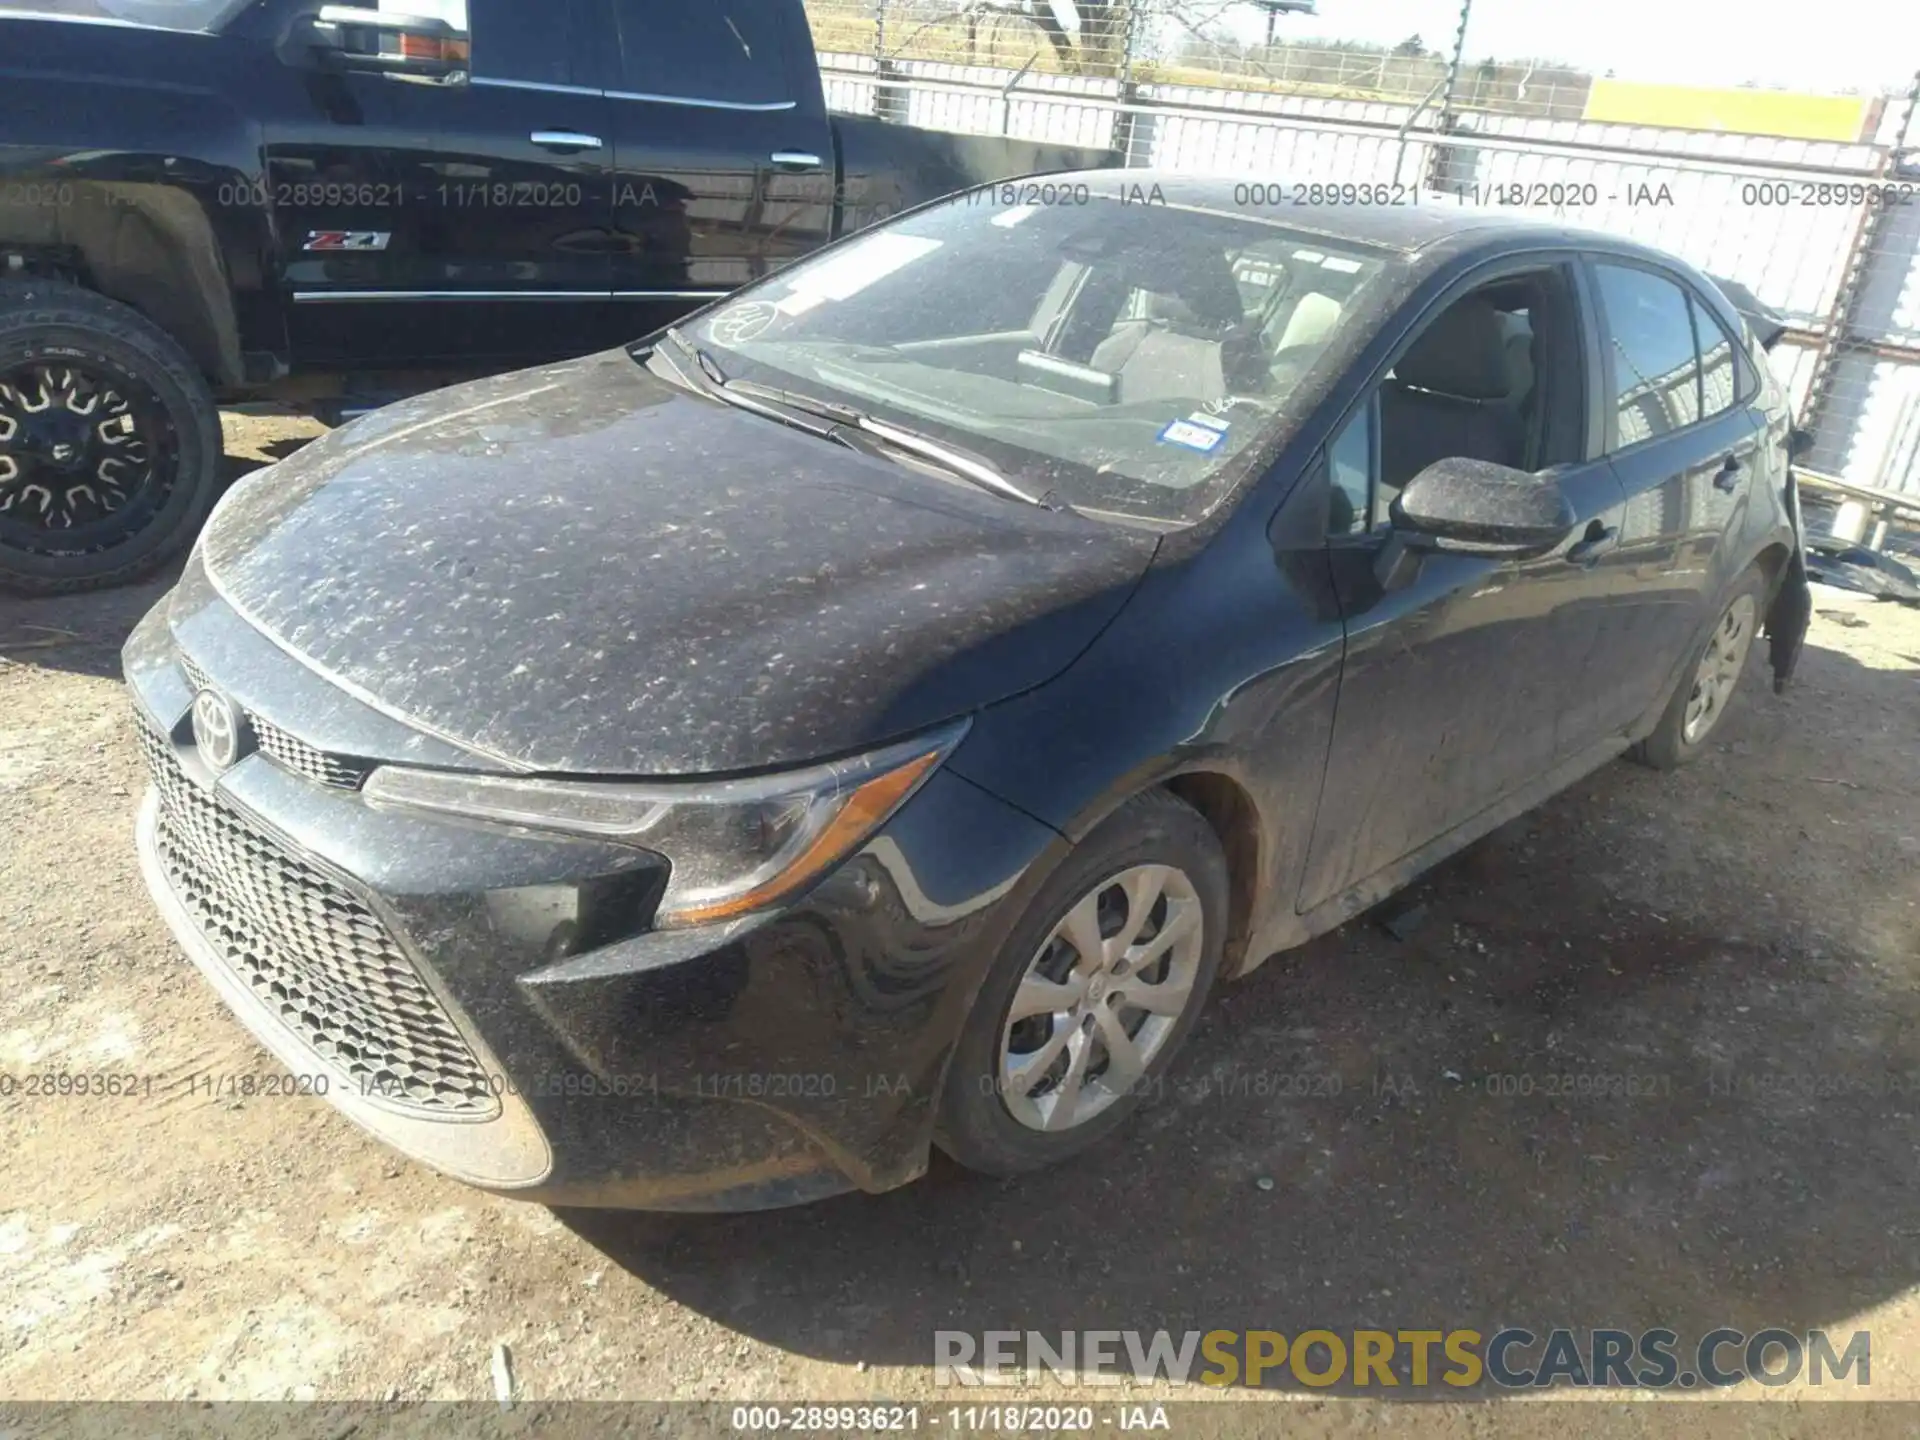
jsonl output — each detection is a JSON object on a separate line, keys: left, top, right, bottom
{"left": 138, "top": 718, "right": 499, "bottom": 1117}
{"left": 179, "top": 654, "right": 373, "bottom": 791}
{"left": 252, "top": 720, "right": 374, "bottom": 791}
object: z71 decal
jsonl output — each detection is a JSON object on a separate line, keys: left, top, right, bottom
{"left": 303, "top": 230, "right": 392, "bottom": 252}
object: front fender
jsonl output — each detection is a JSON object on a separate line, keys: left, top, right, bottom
{"left": 0, "top": 28, "right": 273, "bottom": 383}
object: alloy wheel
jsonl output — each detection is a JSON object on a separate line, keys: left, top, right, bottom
{"left": 0, "top": 360, "right": 179, "bottom": 558}
{"left": 997, "top": 863, "right": 1206, "bottom": 1133}
{"left": 1681, "top": 593, "right": 1758, "bottom": 744}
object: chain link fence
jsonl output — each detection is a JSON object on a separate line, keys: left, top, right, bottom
{"left": 805, "top": 0, "right": 1920, "bottom": 525}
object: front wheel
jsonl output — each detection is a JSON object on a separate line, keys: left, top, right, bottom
{"left": 0, "top": 278, "right": 223, "bottom": 595}
{"left": 1632, "top": 567, "right": 1769, "bottom": 770}
{"left": 935, "top": 789, "right": 1228, "bottom": 1176}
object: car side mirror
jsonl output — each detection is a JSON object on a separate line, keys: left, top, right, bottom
{"left": 1789, "top": 426, "right": 1816, "bottom": 462}
{"left": 1390, "top": 457, "right": 1577, "bottom": 555}
{"left": 1371, "top": 457, "right": 1576, "bottom": 590}
{"left": 296, "top": 5, "right": 470, "bottom": 80}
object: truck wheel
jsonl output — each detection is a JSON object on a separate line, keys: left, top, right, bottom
{"left": 0, "top": 278, "right": 222, "bottom": 595}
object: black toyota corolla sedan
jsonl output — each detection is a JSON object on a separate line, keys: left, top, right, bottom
{"left": 126, "top": 173, "right": 1811, "bottom": 1211}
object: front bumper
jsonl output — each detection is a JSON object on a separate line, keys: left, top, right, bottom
{"left": 134, "top": 789, "right": 554, "bottom": 1188}
{"left": 125, "top": 576, "right": 1062, "bottom": 1210}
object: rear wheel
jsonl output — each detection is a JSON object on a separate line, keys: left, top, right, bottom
{"left": 1633, "top": 567, "right": 1768, "bottom": 770}
{"left": 0, "top": 279, "right": 222, "bottom": 595}
{"left": 935, "top": 789, "right": 1227, "bottom": 1176}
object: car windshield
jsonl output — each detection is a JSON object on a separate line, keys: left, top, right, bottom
{"left": 676, "top": 193, "right": 1390, "bottom": 525}
{"left": 1, "top": 0, "right": 256, "bottom": 30}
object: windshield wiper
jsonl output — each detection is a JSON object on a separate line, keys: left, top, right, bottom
{"left": 662, "top": 328, "right": 1048, "bottom": 509}
{"left": 723, "top": 380, "right": 1048, "bottom": 508}
{"left": 721, "top": 377, "right": 864, "bottom": 426}
{"left": 853, "top": 414, "right": 1050, "bottom": 509}
{"left": 662, "top": 326, "right": 736, "bottom": 393}
{"left": 659, "top": 328, "right": 849, "bottom": 444}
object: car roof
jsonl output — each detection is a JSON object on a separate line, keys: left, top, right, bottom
{"left": 1051, "top": 169, "right": 1654, "bottom": 261}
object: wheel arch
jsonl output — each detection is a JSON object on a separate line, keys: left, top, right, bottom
{"left": 1045, "top": 761, "right": 1268, "bottom": 981}
{"left": 1751, "top": 538, "right": 1793, "bottom": 597}
{"left": 1158, "top": 769, "right": 1264, "bottom": 979}
{"left": 1, "top": 182, "right": 244, "bottom": 388}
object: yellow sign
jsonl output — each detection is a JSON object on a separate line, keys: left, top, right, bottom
{"left": 1583, "top": 79, "right": 1870, "bottom": 143}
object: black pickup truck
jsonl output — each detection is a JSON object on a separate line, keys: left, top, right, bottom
{"left": 0, "top": 0, "right": 1115, "bottom": 593}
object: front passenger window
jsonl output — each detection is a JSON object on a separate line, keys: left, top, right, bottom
{"left": 463, "top": 0, "right": 570, "bottom": 86}
{"left": 1376, "top": 292, "right": 1533, "bottom": 492}
{"left": 1327, "top": 401, "right": 1373, "bottom": 535}
{"left": 1594, "top": 262, "right": 1702, "bottom": 448}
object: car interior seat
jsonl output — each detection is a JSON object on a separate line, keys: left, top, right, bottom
{"left": 1088, "top": 253, "right": 1265, "bottom": 403}
{"left": 1378, "top": 297, "right": 1527, "bottom": 488}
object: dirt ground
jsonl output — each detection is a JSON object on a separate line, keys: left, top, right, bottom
{"left": 2, "top": 413, "right": 1918, "bottom": 1427}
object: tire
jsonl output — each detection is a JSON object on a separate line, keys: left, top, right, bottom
{"left": 1632, "top": 565, "right": 1770, "bottom": 770}
{"left": 0, "top": 277, "right": 223, "bottom": 595}
{"left": 935, "top": 788, "right": 1229, "bottom": 1176}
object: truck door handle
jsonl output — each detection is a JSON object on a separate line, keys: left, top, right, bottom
{"left": 530, "top": 130, "right": 603, "bottom": 152}
{"left": 1567, "top": 523, "right": 1619, "bottom": 567}
{"left": 1713, "top": 454, "right": 1744, "bottom": 492}
{"left": 769, "top": 151, "right": 823, "bottom": 171}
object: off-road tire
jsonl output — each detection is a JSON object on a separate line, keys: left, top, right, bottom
{"left": 0, "top": 278, "right": 222, "bottom": 595}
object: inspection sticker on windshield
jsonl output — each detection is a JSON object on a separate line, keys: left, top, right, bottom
{"left": 1158, "top": 417, "right": 1227, "bottom": 453}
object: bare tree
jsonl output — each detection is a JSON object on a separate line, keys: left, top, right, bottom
{"left": 959, "top": 0, "right": 1129, "bottom": 74}
{"left": 903, "top": 0, "right": 1307, "bottom": 79}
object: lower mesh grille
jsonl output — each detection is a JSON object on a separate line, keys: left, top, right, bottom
{"left": 138, "top": 718, "right": 498, "bottom": 1117}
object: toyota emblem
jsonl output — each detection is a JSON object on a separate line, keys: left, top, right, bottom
{"left": 190, "top": 688, "right": 250, "bottom": 772}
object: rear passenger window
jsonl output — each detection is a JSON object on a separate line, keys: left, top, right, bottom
{"left": 1594, "top": 263, "right": 1702, "bottom": 448}
{"left": 611, "top": 0, "right": 791, "bottom": 105}
{"left": 1693, "top": 299, "right": 1743, "bottom": 419}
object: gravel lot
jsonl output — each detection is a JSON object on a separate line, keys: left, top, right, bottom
{"left": 2, "top": 414, "right": 1918, "bottom": 1425}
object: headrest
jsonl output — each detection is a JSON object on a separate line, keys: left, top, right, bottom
{"left": 1395, "top": 298, "right": 1513, "bottom": 401}
{"left": 1505, "top": 330, "right": 1535, "bottom": 399}
{"left": 1272, "top": 292, "right": 1343, "bottom": 352}
{"left": 1142, "top": 292, "right": 1199, "bottom": 326}
{"left": 1126, "top": 253, "right": 1244, "bottom": 331}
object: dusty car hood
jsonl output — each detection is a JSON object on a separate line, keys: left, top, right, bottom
{"left": 195, "top": 350, "right": 1158, "bottom": 776}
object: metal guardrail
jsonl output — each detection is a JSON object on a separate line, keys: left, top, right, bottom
{"left": 809, "top": 0, "right": 1920, "bottom": 508}
{"left": 1799, "top": 468, "right": 1920, "bottom": 521}
{"left": 818, "top": 48, "right": 1920, "bottom": 510}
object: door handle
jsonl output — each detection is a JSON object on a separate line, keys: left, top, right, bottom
{"left": 769, "top": 150, "right": 823, "bottom": 171}
{"left": 530, "top": 130, "right": 603, "bottom": 152}
{"left": 1567, "top": 524, "right": 1619, "bottom": 567}
{"left": 1713, "top": 453, "right": 1745, "bottom": 492}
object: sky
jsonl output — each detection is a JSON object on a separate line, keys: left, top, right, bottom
{"left": 1195, "top": 0, "right": 1920, "bottom": 93}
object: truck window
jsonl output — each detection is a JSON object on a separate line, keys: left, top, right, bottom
{"left": 610, "top": 0, "right": 791, "bottom": 106}
{"left": 461, "top": 0, "right": 570, "bottom": 87}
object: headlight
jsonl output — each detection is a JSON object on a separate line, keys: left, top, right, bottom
{"left": 361, "top": 723, "right": 965, "bottom": 928}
